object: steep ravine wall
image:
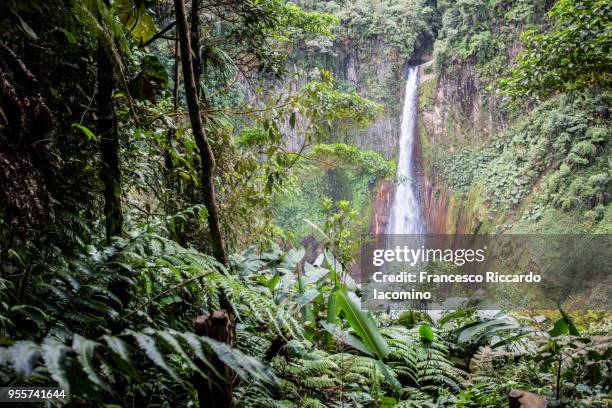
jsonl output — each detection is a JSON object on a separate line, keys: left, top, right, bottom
{"left": 276, "top": 37, "right": 409, "bottom": 255}
{"left": 367, "top": 57, "right": 432, "bottom": 236}
{"left": 416, "top": 62, "right": 498, "bottom": 235}
{"left": 296, "top": 38, "right": 406, "bottom": 237}
{"left": 335, "top": 36, "right": 404, "bottom": 160}
{"left": 284, "top": 36, "right": 403, "bottom": 159}
{"left": 365, "top": 57, "right": 497, "bottom": 237}
{"left": 286, "top": 38, "right": 502, "bottom": 237}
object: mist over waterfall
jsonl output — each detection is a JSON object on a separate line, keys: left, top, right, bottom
{"left": 388, "top": 66, "right": 424, "bottom": 235}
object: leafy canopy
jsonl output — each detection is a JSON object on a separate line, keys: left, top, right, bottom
{"left": 499, "top": 0, "right": 612, "bottom": 99}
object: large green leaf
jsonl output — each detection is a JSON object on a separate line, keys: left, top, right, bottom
{"left": 456, "top": 317, "right": 518, "bottom": 344}
{"left": 419, "top": 324, "right": 435, "bottom": 343}
{"left": 326, "top": 289, "right": 339, "bottom": 324}
{"left": 438, "top": 309, "right": 472, "bottom": 326}
{"left": 141, "top": 55, "right": 168, "bottom": 87}
{"left": 549, "top": 318, "right": 569, "bottom": 337}
{"left": 491, "top": 332, "right": 533, "bottom": 348}
{"left": 336, "top": 290, "right": 389, "bottom": 359}
{"left": 296, "top": 276, "right": 315, "bottom": 324}
{"left": 559, "top": 308, "right": 580, "bottom": 336}
{"left": 295, "top": 288, "right": 319, "bottom": 305}
{"left": 115, "top": 0, "right": 156, "bottom": 46}
{"left": 129, "top": 55, "right": 169, "bottom": 101}
{"left": 320, "top": 321, "right": 373, "bottom": 356}
{"left": 72, "top": 123, "right": 97, "bottom": 141}
{"left": 281, "top": 248, "right": 305, "bottom": 270}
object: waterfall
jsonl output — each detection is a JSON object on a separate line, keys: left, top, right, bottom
{"left": 388, "top": 66, "right": 424, "bottom": 235}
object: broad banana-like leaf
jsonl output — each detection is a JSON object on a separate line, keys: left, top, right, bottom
{"left": 326, "top": 289, "right": 339, "bottom": 324}
{"left": 296, "top": 277, "right": 315, "bottom": 324}
{"left": 549, "top": 318, "right": 569, "bottom": 337}
{"left": 295, "top": 288, "right": 319, "bottom": 306}
{"left": 456, "top": 317, "right": 518, "bottom": 344}
{"left": 337, "top": 290, "right": 389, "bottom": 359}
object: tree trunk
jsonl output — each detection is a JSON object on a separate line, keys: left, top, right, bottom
{"left": 174, "top": 0, "right": 227, "bottom": 265}
{"left": 164, "top": 33, "right": 180, "bottom": 177}
{"left": 264, "top": 334, "right": 287, "bottom": 361}
{"left": 194, "top": 311, "right": 235, "bottom": 408}
{"left": 175, "top": 2, "right": 232, "bottom": 404}
{"left": 190, "top": 0, "right": 202, "bottom": 97}
{"left": 97, "top": 40, "right": 122, "bottom": 241}
{"left": 508, "top": 389, "right": 547, "bottom": 408}
{"left": 173, "top": 32, "right": 181, "bottom": 112}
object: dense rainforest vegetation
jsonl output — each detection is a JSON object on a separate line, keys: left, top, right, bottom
{"left": 0, "top": 0, "right": 610, "bottom": 407}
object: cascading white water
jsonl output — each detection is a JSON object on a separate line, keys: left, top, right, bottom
{"left": 388, "top": 66, "right": 424, "bottom": 235}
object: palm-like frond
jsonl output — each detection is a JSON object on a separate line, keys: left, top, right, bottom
{"left": 382, "top": 326, "right": 468, "bottom": 393}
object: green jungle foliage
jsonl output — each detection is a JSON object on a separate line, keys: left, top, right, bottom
{"left": 434, "top": 90, "right": 610, "bottom": 232}
{"left": 433, "top": 0, "right": 550, "bottom": 82}
{"left": 0, "top": 0, "right": 610, "bottom": 407}
{"left": 422, "top": 0, "right": 610, "bottom": 235}
{"left": 313, "top": 0, "right": 439, "bottom": 59}
{"left": 499, "top": 0, "right": 612, "bottom": 99}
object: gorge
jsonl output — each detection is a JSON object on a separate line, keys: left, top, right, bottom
{"left": 0, "top": 0, "right": 609, "bottom": 406}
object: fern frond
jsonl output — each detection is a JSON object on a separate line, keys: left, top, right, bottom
{"left": 381, "top": 325, "right": 468, "bottom": 394}
{"left": 127, "top": 329, "right": 181, "bottom": 382}
{"left": 41, "top": 338, "right": 71, "bottom": 393}
{"left": 1, "top": 326, "right": 278, "bottom": 400}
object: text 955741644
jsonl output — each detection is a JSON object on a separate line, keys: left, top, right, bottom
{"left": 0, "top": 387, "right": 67, "bottom": 402}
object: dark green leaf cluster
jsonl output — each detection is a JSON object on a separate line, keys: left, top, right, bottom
{"left": 0, "top": 227, "right": 297, "bottom": 405}
{"left": 313, "top": 0, "right": 439, "bottom": 59}
{"left": 433, "top": 90, "right": 610, "bottom": 230}
{"left": 499, "top": 0, "right": 612, "bottom": 99}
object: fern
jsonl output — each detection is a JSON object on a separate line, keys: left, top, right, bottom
{"left": 236, "top": 340, "right": 394, "bottom": 408}
{"left": 127, "top": 329, "right": 181, "bottom": 382}
{"left": 1, "top": 327, "right": 278, "bottom": 402}
{"left": 0, "top": 229, "right": 288, "bottom": 405}
{"left": 394, "top": 399, "right": 438, "bottom": 408}
{"left": 41, "top": 338, "right": 71, "bottom": 393}
{"left": 382, "top": 326, "right": 468, "bottom": 395}
{"left": 73, "top": 334, "right": 111, "bottom": 393}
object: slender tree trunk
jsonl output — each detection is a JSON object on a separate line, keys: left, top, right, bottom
{"left": 556, "top": 354, "right": 562, "bottom": 401}
{"left": 164, "top": 33, "right": 181, "bottom": 176}
{"left": 174, "top": 3, "right": 233, "bottom": 405}
{"left": 173, "top": 32, "right": 181, "bottom": 112}
{"left": 97, "top": 40, "right": 122, "bottom": 240}
{"left": 174, "top": 0, "right": 227, "bottom": 266}
{"left": 190, "top": 0, "right": 202, "bottom": 97}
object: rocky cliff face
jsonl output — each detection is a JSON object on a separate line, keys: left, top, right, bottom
{"left": 282, "top": 36, "right": 404, "bottom": 159}
{"left": 417, "top": 61, "right": 501, "bottom": 234}
{"left": 286, "top": 31, "right": 509, "bottom": 237}
{"left": 335, "top": 36, "right": 403, "bottom": 160}
{"left": 338, "top": 37, "right": 405, "bottom": 236}
{"left": 368, "top": 180, "right": 394, "bottom": 235}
